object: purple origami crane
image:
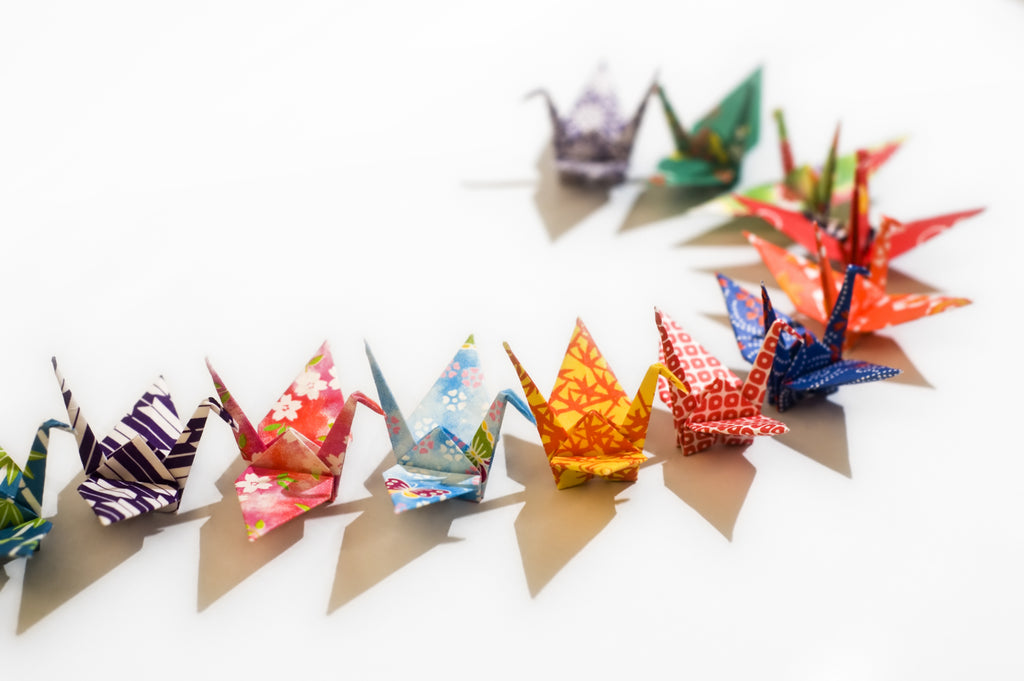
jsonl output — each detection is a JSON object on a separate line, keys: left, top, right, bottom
{"left": 530, "top": 64, "right": 652, "bottom": 185}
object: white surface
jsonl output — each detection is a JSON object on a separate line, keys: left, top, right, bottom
{"left": 0, "top": 1, "right": 1021, "bottom": 678}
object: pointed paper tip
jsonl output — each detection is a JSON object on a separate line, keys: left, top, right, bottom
{"left": 50, "top": 356, "right": 58, "bottom": 369}
{"left": 464, "top": 334, "right": 476, "bottom": 346}
{"left": 654, "top": 306, "right": 672, "bottom": 328}
{"left": 523, "top": 87, "right": 545, "bottom": 103}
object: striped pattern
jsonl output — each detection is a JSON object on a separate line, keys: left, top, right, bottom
{"left": 53, "top": 358, "right": 233, "bottom": 525}
{"left": 77, "top": 478, "right": 179, "bottom": 525}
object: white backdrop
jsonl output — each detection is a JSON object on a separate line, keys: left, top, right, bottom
{"left": 1, "top": 1, "right": 1021, "bottom": 678}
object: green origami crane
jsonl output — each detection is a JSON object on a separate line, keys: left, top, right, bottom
{"left": 653, "top": 67, "right": 761, "bottom": 188}
{"left": 1, "top": 420, "right": 71, "bottom": 560}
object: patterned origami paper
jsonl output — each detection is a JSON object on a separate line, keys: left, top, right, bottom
{"left": 655, "top": 309, "right": 788, "bottom": 456}
{"left": 52, "top": 358, "right": 233, "bottom": 526}
{"left": 0, "top": 420, "right": 71, "bottom": 559}
{"left": 733, "top": 146, "right": 984, "bottom": 268}
{"left": 207, "top": 342, "right": 383, "bottom": 540}
{"left": 504, "top": 318, "right": 687, "bottom": 489}
{"left": 366, "top": 335, "right": 533, "bottom": 513}
{"left": 651, "top": 67, "right": 761, "bottom": 188}
{"left": 718, "top": 269, "right": 901, "bottom": 411}
{"left": 715, "top": 109, "right": 902, "bottom": 220}
{"left": 531, "top": 64, "right": 652, "bottom": 185}
{"left": 745, "top": 220, "right": 971, "bottom": 338}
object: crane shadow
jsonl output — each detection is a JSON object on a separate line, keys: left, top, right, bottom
{"left": 326, "top": 452, "right": 524, "bottom": 612}
{"left": 774, "top": 397, "right": 851, "bottom": 477}
{"left": 619, "top": 183, "right": 725, "bottom": 233}
{"left": 532, "top": 145, "right": 614, "bottom": 241}
{"left": 645, "top": 408, "right": 755, "bottom": 541}
{"left": 462, "top": 143, "right": 614, "bottom": 241}
{"left": 850, "top": 334, "right": 933, "bottom": 389}
{"left": 678, "top": 214, "right": 790, "bottom": 249}
{"left": 503, "top": 435, "right": 630, "bottom": 597}
{"left": 18, "top": 473, "right": 202, "bottom": 633}
{"left": 195, "top": 455, "right": 305, "bottom": 612}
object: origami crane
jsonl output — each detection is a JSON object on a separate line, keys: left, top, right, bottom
{"left": 717, "top": 269, "right": 901, "bottom": 411}
{"left": 366, "top": 335, "right": 533, "bottom": 513}
{"left": 655, "top": 309, "right": 788, "bottom": 456}
{"left": 531, "top": 64, "right": 652, "bottom": 185}
{"left": 651, "top": 66, "right": 761, "bottom": 188}
{"left": 52, "top": 358, "right": 234, "bottom": 526}
{"left": 207, "top": 342, "right": 383, "bottom": 540}
{"left": 733, "top": 146, "right": 984, "bottom": 268}
{"left": 504, "top": 318, "right": 687, "bottom": 489}
{"left": 745, "top": 221, "right": 971, "bottom": 339}
{"left": 0, "top": 420, "right": 71, "bottom": 559}
{"left": 719, "top": 110, "right": 903, "bottom": 217}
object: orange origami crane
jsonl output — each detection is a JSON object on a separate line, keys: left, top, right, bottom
{"left": 504, "top": 318, "right": 687, "bottom": 489}
{"left": 745, "top": 218, "right": 971, "bottom": 339}
{"left": 655, "top": 309, "right": 789, "bottom": 456}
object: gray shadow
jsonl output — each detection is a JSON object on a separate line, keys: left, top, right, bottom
{"left": 503, "top": 435, "right": 628, "bottom": 597}
{"left": 848, "top": 334, "right": 933, "bottom": 389}
{"left": 774, "top": 397, "right": 851, "bottom": 477}
{"left": 678, "top": 214, "right": 791, "bottom": 249}
{"left": 884, "top": 268, "right": 942, "bottom": 296}
{"left": 327, "top": 453, "right": 524, "bottom": 612}
{"left": 461, "top": 143, "right": 611, "bottom": 241}
{"left": 19, "top": 472, "right": 203, "bottom": 632}
{"left": 0, "top": 562, "right": 10, "bottom": 592}
{"left": 645, "top": 409, "right": 755, "bottom": 540}
{"left": 532, "top": 144, "right": 611, "bottom": 241}
{"left": 619, "top": 183, "right": 725, "bottom": 233}
{"left": 196, "top": 455, "right": 305, "bottom": 611}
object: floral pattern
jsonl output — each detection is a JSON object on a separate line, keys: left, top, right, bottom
{"left": 370, "top": 335, "right": 533, "bottom": 513}
{"left": 209, "top": 341, "right": 383, "bottom": 540}
{"left": 292, "top": 370, "right": 328, "bottom": 400}
{"left": 235, "top": 472, "right": 273, "bottom": 495}
{"left": 412, "top": 417, "right": 436, "bottom": 439}
{"left": 271, "top": 394, "right": 302, "bottom": 421}
{"left": 461, "top": 367, "right": 482, "bottom": 389}
{"left": 442, "top": 389, "right": 467, "bottom": 412}
{"left": 235, "top": 465, "right": 334, "bottom": 540}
